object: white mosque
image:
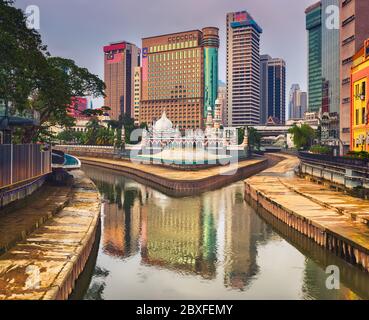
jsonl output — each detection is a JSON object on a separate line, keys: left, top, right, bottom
{"left": 133, "top": 100, "right": 250, "bottom": 165}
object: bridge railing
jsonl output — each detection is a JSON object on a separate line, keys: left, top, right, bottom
{"left": 298, "top": 151, "right": 369, "bottom": 171}
{"left": 0, "top": 144, "right": 51, "bottom": 189}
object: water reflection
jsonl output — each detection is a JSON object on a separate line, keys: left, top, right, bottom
{"left": 73, "top": 165, "right": 369, "bottom": 300}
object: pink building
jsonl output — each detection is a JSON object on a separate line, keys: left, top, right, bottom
{"left": 68, "top": 97, "right": 88, "bottom": 118}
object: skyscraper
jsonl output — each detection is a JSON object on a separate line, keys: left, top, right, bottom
{"left": 321, "top": 0, "right": 340, "bottom": 115}
{"left": 289, "top": 84, "right": 307, "bottom": 120}
{"left": 140, "top": 28, "right": 219, "bottom": 129}
{"left": 260, "top": 55, "right": 286, "bottom": 124}
{"left": 203, "top": 28, "right": 220, "bottom": 118}
{"left": 226, "top": 11, "right": 262, "bottom": 127}
{"left": 260, "top": 54, "right": 272, "bottom": 125}
{"left": 103, "top": 41, "right": 140, "bottom": 120}
{"left": 133, "top": 67, "right": 141, "bottom": 126}
{"left": 305, "top": 2, "right": 322, "bottom": 113}
{"left": 340, "top": 0, "right": 369, "bottom": 153}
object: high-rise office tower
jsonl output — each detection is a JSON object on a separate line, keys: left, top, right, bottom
{"left": 340, "top": 0, "right": 369, "bottom": 153}
{"left": 226, "top": 11, "right": 262, "bottom": 127}
{"left": 203, "top": 28, "right": 220, "bottom": 118}
{"left": 305, "top": 2, "right": 322, "bottom": 113}
{"left": 260, "top": 54, "right": 272, "bottom": 125}
{"left": 133, "top": 67, "right": 142, "bottom": 126}
{"left": 140, "top": 28, "right": 219, "bottom": 129}
{"left": 321, "top": 0, "right": 340, "bottom": 115}
{"left": 289, "top": 84, "right": 307, "bottom": 120}
{"left": 103, "top": 41, "right": 140, "bottom": 120}
{"left": 260, "top": 55, "right": 286, "bottom": 124}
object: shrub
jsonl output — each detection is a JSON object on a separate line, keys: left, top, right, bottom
{"left": 309, "top": 145, "right": 331, "bottom": 155}
{"left": 346, "top": 151, "right": 369, "bottom": 160}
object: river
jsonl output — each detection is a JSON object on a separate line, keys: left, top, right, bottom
{"left": 71, "top": 164, "right": 369, "bottom": 300}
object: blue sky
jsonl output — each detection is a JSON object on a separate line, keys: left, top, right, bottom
{"left": 14, "top": 0, "right": 316, "bottom": 107}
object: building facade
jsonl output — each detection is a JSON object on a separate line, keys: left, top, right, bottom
{"left": 289, "top": 84, "right": 307, "bottom": 120}
{"left": 68, "top": 97, "right": 88, "bottom": 118}
{"left": 260, "top": 54, "right": 272, "bottom": 125}
{"left": 340, "top": 0, "right": 369, "bottom": 153}
{"left": 134, "top": 66, "right": 141, "bottom": 126}
{"left": 306, "top": 2, "right": 322, "bottom": 113}
{"left": 218, "top": 84, "right": 227, "bottom": 127}
{"left": 260, "top": 56, "right": 286, "bottom": 124}
{"left": 226, "top": 11, "right": 262, "bottom": 127}
{"left": 140, "top": 28, "right": 218, "bottom": 129}
{"left": 203, "top": 28, "right": 220, "bottom": 118}
{"left": 103, "top": 41, "right": 140, "bottom": 121}
{"left": 321, "top": 0, "right": 340, "bottom": 116}
{"left": 350, "top": 39, "right": 369, "bottom": 152}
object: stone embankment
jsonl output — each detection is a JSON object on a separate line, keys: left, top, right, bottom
{"left": 0, "top": 170, "right": 100, "bottom": 300}
{"left": 79, "top": 156, "right": 269, "bottom": 196}
{"left": 245, "top": 154, "right": 369, "bottom": 272}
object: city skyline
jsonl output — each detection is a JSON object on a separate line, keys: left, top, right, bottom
{"left": 14, "top": 0, "right": 315, "bottom": 109}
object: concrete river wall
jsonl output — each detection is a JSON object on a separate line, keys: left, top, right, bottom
{"left": 245, "top": 154, "right": 369, "bottom": 273}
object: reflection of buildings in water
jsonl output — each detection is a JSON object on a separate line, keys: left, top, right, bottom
{"left": 103, "top": 197, "right": 141, "bottom": 258}
{"left": 141, "top": 195, "right": 217, "bottom": 279}
{"left": 223, "top": 184, "right": 271, "bottom": 290}
{"left": 82, "top": 165, "right": 144, "bottom": 259}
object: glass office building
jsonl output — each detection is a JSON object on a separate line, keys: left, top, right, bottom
{"left": 306, "top": 2, "right": 322, "bottom": 113}
{"left": 202, "top": 28, "right": 219, "bottom": 118}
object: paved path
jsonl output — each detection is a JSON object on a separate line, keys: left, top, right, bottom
{"left": 0, "top": 184, "right": 72, "bottom": 255}
{"left": 0, "top": 171, "right": 100, "bottom": 300}
{"left": 245, "top": 154, "right": 369, "bottom": 261}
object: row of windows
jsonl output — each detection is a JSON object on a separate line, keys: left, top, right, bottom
{"left": 148, "top": 40, "right": 198, "bottom": 53}
{"left": 148, "top": 48, "right": 201, "bottom": 61}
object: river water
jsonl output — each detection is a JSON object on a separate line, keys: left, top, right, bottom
{"left": 71, "top": 165, "right": 369, "bottom": 300}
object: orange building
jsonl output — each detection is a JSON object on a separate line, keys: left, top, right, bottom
{"left": 140, "top": 28, "right": 219, "bottom": 129}
{"left": 350, "top": 39, "right": 369, "bottom": 152}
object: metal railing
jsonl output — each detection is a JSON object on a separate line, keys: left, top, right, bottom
{"left": 298, "top": 151, "right": 369, "bottom": 171}
{"left": 0, "top": 144, "right": 51, "bottom": 189}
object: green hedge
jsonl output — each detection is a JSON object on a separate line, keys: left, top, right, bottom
{"left": 309, "top": 145, "right": 331, "bottom": 155}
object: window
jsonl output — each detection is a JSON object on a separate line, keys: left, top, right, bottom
{"left": 342, "top": 15, "right": 355, "bottom": 27}
{"left": 356, "top": 109, "right": 359, "bottom": 125}
{"left": 361, "top": 81, "right": 366, "bottom": 98}
{"left": 342, "top": 0, "right": 352, "bottom": 7}
{"left": 362, "top": 107, "right": 366, "bottom": 125}
{"left": 355, "top": 84, "right": 360, "bottom": 99}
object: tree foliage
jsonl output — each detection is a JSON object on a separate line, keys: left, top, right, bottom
{"left": 288, "top": 124, "right": 315, "bottom": 150}
{"left": 0, "top": 0, "right": 48, "bottom": 111}
{"left": 1, "top": 1, "right": 106, "bottom": 143}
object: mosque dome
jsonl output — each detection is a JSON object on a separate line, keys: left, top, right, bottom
{"left": 153, "top": 111, "right": 173, "bottom": 131}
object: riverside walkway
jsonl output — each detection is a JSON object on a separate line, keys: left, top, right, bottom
{"left": 245, "top": 154, "right": 369, "bottom": 272}
{"left": 0, "top": 171, "right": 100, "bottom": 300}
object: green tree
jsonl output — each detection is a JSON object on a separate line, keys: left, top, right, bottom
{"left": 107, "top": 113, "right": 135, "bottom": 143}
{"left": 248, "top": 127, "right": 261, "bottom": 150}
{"left": 0, "top": 0, "right": 49, "bottom": 113}
{"left": 85, "top": 118, "right": 101, "bottom": 145}
{"left": 24, "top": 57, "right": 105, "bottom": 142}
{"left": 0, "top": 1, "right": 106, "bottom": 143}
{"left": 96, "top": 127, "right": 114, "bottom": 146}
{"left": 288, "top": 124, "right": 315, "bottom": 150}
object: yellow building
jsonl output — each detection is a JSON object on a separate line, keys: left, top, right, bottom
{"left": 351, "top": 39, "right": 369, "bottom": 152}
